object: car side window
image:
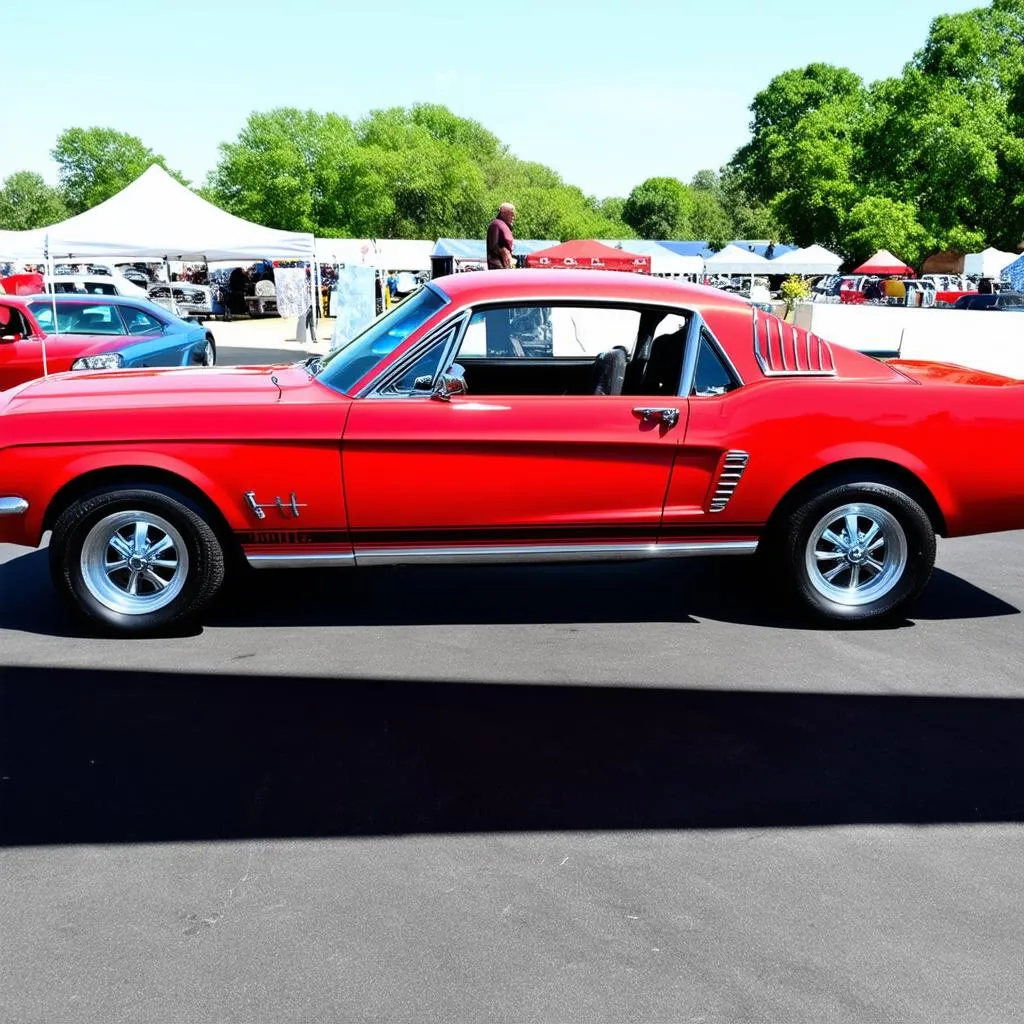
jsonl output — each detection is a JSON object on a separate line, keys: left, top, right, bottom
{"left": 692, "top": 331, "right": 739, "bottom": 397}
{"left": 121, "top": 308, "right": 164, "bottom": 336}
{"left": 378, "top": 321, "right": 463, "bottom": 395}
{"left": 458, "top": 305, "right": 641, "bottom": 359}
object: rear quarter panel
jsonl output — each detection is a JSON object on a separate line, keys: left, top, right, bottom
{"left": 673, "top": 377, "right": 1024, "bottom": 537}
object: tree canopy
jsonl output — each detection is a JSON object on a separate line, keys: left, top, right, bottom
{"left": 52, "top": 127, "right": 186, "bottom": 215}
{"left": 0, "top": 172, "right": 68, "bottom": 230}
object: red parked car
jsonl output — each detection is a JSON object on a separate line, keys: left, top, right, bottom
{"left": 0, "top": 270, "right": 1021, "bottom": 634}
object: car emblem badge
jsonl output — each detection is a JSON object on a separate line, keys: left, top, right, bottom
{"left": 244, "top": 491, "right": 307, "bottom": 520}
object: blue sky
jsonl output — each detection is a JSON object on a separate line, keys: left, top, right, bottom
{"left": 5, "top": 0, "right": 981, "bottom": 199}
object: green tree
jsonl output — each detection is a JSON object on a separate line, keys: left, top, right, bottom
{"left": 690, "top": 169, "right": 720, "bottom": 194}
{"left": 622, "top": 177, "right": 694, "bottom": 238}
{"left": 52, "top": 127, "right": 185, "bottom": 214}
{"left": 843, "top": 196, "right": 932, "bottom": 268}
{"left": 717, "top": 167, "right": 780, "bottom": 240}
{"left": 208, "top": 102, "right": 632, "bottom": 240}
{"left": 208, "top": 108, "right": 357, "bottom": 233}
{"left": 0, "top": 171, "right": 68, "bottom": 229}
{"left": 733, "top": 63, "right": 866, "bottom": 205}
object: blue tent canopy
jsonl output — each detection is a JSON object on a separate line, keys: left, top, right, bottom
{"left": 431, "top": 238, "right": 559, "bottom": 260}
{"left": 659, "top": 240, "right": 799, "bottom": 262}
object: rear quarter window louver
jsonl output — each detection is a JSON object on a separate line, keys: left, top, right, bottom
{"left": 753, "top": 308, "right": 837, "bottom": 377}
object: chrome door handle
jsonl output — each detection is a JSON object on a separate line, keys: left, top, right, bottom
{"left": 633, "top": 406, "right": 680, "bottom": 428}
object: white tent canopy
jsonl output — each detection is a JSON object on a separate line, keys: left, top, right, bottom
{"left": 599, "top": 240, "right": 704, "bottom": 276}
{"left": 767, "top": 244, "right": 843, "bottom": 275}
{"left": 0, "top": 164, "right": 314, "bottom": 262}
{"left": 704, "top": 243, "right": 771, "bottom": 275}
{"left": 315, "top": 238, "right": 379, "bottom": 266}
{"left": 963, "top": 246, "right": 1018, "bottom": 278}
{"left": 315, "top": 238, "right": 433, "bottom": 272}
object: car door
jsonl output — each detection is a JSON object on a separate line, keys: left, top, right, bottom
{"left": 341, "top": 301, "right": 692, "bottom": 561}
{"left": 115, "top": 306, "right": 185, "bottom": 366}
{"left": 0, "top": 302, "right": 47, "bottom": 389}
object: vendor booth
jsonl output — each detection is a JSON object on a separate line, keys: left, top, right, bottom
{"left": 599, "top": 240, "right": 703, "bottom": 278}
{"left": 525, "top": 240, "right": 650, "bottom": 273}
{"left": 964, "top": 246, "right": 1018, "bottom": 279}
{"left": 0, "top": 164, "right": 317, "bottom": 332}
{"left": 852, "top": 249, "right": 913, "bottom": 276}
{"left": 766, "top": 244, "right": 843, "bottom": 276}
{"left": 430, "top": 238, "right": 558, "bottom": 278}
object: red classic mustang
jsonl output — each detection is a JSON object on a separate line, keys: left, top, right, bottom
{"left": 0, "top": 270, "right": 1020, "bottom": 634}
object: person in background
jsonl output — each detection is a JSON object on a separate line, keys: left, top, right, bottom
{"left": 487, "top": 203, "right": 517, "bottom": 270}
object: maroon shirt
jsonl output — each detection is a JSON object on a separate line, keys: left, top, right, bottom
{"left": 486, "top": 217, "right": 514, "bottom": 269}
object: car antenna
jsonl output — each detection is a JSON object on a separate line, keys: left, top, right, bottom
{"left": 270, "top": 373, "right": 282, "bottom": 401}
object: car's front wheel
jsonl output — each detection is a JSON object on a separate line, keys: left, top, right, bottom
{"left": 49, "top": 487, "right": 226, "bottom": 634}
{"left": 782, "top": 480, "right": 936, "bottom": 624}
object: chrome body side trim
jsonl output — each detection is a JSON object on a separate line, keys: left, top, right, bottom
{"left": 246, "top": 541, "right": 758, "bottom": 569}
{"left": 354, "top": 540, "right": 757, "bottom": 566}
{"left": 247, "top": 553, "right": 356, "bottom": 569}
{"left": 0, "top": 497, "right": 29, "bottom": 516}
{"left": 709, "top": 451, "right": 750, "bottom": 512}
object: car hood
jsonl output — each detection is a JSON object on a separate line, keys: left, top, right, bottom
{"left": 0, "top": 362, "right": 345, "bottom": 447}
{"left": 5, "top": 361, "right": 313, "bottom": 408}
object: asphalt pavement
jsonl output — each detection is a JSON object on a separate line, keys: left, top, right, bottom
{"left": 2, "top": 341, "right": 1023, "bottom": 1021}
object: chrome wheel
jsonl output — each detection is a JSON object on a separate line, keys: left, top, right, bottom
{"left": 805, "top": 502, "right": 907, "bottom": 607}
{"left": 80, "top": 510, "right": 189, "bottom": 615}
{"left": 201, "top": 339, "right": 215, "bottom": 366}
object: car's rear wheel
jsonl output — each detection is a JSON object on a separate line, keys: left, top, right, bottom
{"left": 50, "top": 487, "right": 225, "bottom": 634}
{"left": 781, "top": 481, "right": 935, "bottom": 624}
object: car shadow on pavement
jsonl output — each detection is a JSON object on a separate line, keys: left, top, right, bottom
{"left": 4, "top": 664, "right": 1024, "bottom": 846}
{"left": 0, "top": 548, "right": 1016, "bottom": 637}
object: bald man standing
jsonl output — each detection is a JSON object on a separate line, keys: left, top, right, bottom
{"left": 486, "top": 203, "right": 517, "bottom": 269}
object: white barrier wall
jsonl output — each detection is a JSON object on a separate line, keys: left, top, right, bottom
{"left": 794, "top": 302, "right": 1024, "bottom": 379}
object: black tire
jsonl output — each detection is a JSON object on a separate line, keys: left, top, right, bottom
{"left": 49, "top": 486, "right": 225, "bottom": 634}
{"left": 779, "top": 480, "right": 936, "bottom": 625}
{"left": 194, "top": 334, "right": 216, "bottom": 367}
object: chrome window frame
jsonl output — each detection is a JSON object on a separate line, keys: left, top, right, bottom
{"left": 363, "top": 312, "right": 471, "bottom": 399}
{"left": 356, "top": 294, "right": 745, "bottom": 400}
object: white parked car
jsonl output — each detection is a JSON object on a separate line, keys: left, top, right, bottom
{"left": 147, "top": 282, "right": 214, "bottom": 318}
{"left": 45, "top": 274, "right": 148, "bottom": 299}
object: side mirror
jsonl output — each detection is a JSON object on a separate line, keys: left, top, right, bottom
{"left": 431, "top": 363, "right": 467, "bottom": 401}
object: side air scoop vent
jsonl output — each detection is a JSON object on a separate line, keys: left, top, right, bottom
{"left": 709, "top": 450, "right": 749, "bottom": 512}
{"left": 753, "top": 309, "right": 837, "bottom": 377}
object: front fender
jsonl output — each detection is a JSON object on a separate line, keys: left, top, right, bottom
{"left": 8, "top": 446, "right": 244, "bottom": 546}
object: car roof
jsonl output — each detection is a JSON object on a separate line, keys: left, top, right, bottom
{"left": 429, "top": 268, "right": 751, "bottom": 313}
{"left": 21, "top": 292, "right": 157, "bottom": 306}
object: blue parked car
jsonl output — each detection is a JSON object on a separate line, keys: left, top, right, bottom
{"left": 14, "top": 293, "right": 216, "bottom": 377}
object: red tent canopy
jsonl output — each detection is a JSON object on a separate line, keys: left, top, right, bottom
{"left": 525, "top": 240, "right": 650, "bottom": 274}
{"left": 852, "top": 249, "right": 914, "bottom": 276}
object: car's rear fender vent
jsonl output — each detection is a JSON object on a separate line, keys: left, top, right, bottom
{"left": 709, "top": 450, "right": 750, "bottom": 512}
{"left": 753, "top": 309, "right": 837, "bottom": 377}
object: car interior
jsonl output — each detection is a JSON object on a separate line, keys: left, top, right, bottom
{"left": 0, "top": 306, "right": 30, "bottom": 341}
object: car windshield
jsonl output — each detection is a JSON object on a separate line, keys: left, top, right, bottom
{"left": 314, "top": 285, "right": 448, "bottom": 394}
